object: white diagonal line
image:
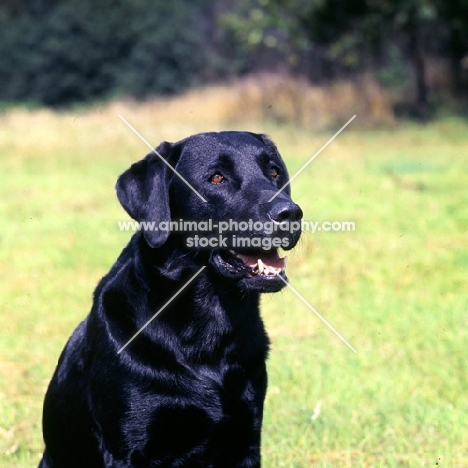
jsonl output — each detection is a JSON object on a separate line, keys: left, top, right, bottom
{"left": 118, "top": 114, "right": 207, "bottom": 203}
{"left": 269, "top": 115, "right": 356, "bottom": 202}
{"left": 278, "top": 275, "right": 357, "bottom": 353}
{"left": 117, "top": 266, "right": 206, "bottom": 354}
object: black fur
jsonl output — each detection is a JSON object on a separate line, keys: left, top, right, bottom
{"left": 39, "top": 131, "right": 302, "bottom": 468}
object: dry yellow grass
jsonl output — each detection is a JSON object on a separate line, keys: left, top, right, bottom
{"left": 104, "top": 73, "right": 394, "bottom": 136}
{"left": 1, "top": 73, "right": 393, "bottom": 164}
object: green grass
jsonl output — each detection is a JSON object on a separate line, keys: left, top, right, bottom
{"left": 0, "top": 103, "right": 467, "bottom": 467}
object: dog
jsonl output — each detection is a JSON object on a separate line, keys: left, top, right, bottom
{"left": 39, "top": 131, "right": 302, "bottom": 468}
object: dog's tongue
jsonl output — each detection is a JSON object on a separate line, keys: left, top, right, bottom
{"left": 236, "top": 250, "right": 285, "bottom": 269}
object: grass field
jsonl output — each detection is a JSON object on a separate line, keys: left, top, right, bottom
{"left": 0, "top": 94, "right": 467, "bottom": 467}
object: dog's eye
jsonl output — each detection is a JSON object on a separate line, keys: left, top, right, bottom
{"left": 269, "top": 167, "right": 279, "bottom": 178}
{"left": 210, "top": 173, "right": 225, "bottom": 184}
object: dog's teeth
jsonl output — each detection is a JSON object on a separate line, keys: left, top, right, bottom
{"left": 284, "top": 256, "right": 288, "bottom": 265}
{"left": 255, "top": 261, "right": 283, "bottom": 276}
{"left": 257, "top": 259, "right": 264, "bottom": 274}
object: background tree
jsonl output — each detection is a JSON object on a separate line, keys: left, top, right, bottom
{"left": 221, "top": 0, "right": 467, "bottom": 114}
{"left": 0, "top": 0, "right": 210, "bottom": 105}
{"left": 0, "top": 0, "right": 466, "bottom": 108}
{"left": 437, "top": 0, "right": 468, "bottom": 92}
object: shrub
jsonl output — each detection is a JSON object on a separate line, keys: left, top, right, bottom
{"left": 0, "top": 0, "right": 207, "bottom": 106}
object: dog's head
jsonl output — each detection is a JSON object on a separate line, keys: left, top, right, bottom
{"left": 116, "top": 131, "right": 302, "bottom": 292}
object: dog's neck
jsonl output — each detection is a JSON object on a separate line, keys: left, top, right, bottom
{"left": 95, "top": 233, "right": 268, "bottom": 366}
{"left": 135, "top": 231, "right": 264, "bottom": 326}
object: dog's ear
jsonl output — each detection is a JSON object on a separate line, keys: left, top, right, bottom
{"left": 116, "top": 142, "right": 180, "bottom": 248}
{"left": 256, "top": 133, "right": 281, "bottom": 160}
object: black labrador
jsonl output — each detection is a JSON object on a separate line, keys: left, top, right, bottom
{"left": 39, "top": 131, "right": 302, "bottom": 468}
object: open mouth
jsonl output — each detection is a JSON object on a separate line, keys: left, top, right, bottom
{"left": 230, "top": 249, "right": 286, "bottom": 277}
{"left": 211, "top": 248, "right": 288, "bottom": 291}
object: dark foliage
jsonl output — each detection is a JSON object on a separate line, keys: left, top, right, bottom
{"left": 0, "top": 0, "right": 210, "bottom": 106}
{"left": 0, "top": 0, "right": 466, "bottom": 108}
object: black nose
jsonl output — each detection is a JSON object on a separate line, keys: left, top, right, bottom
{"left": 268, "top": 201, "right": 303, "bottom": 223}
